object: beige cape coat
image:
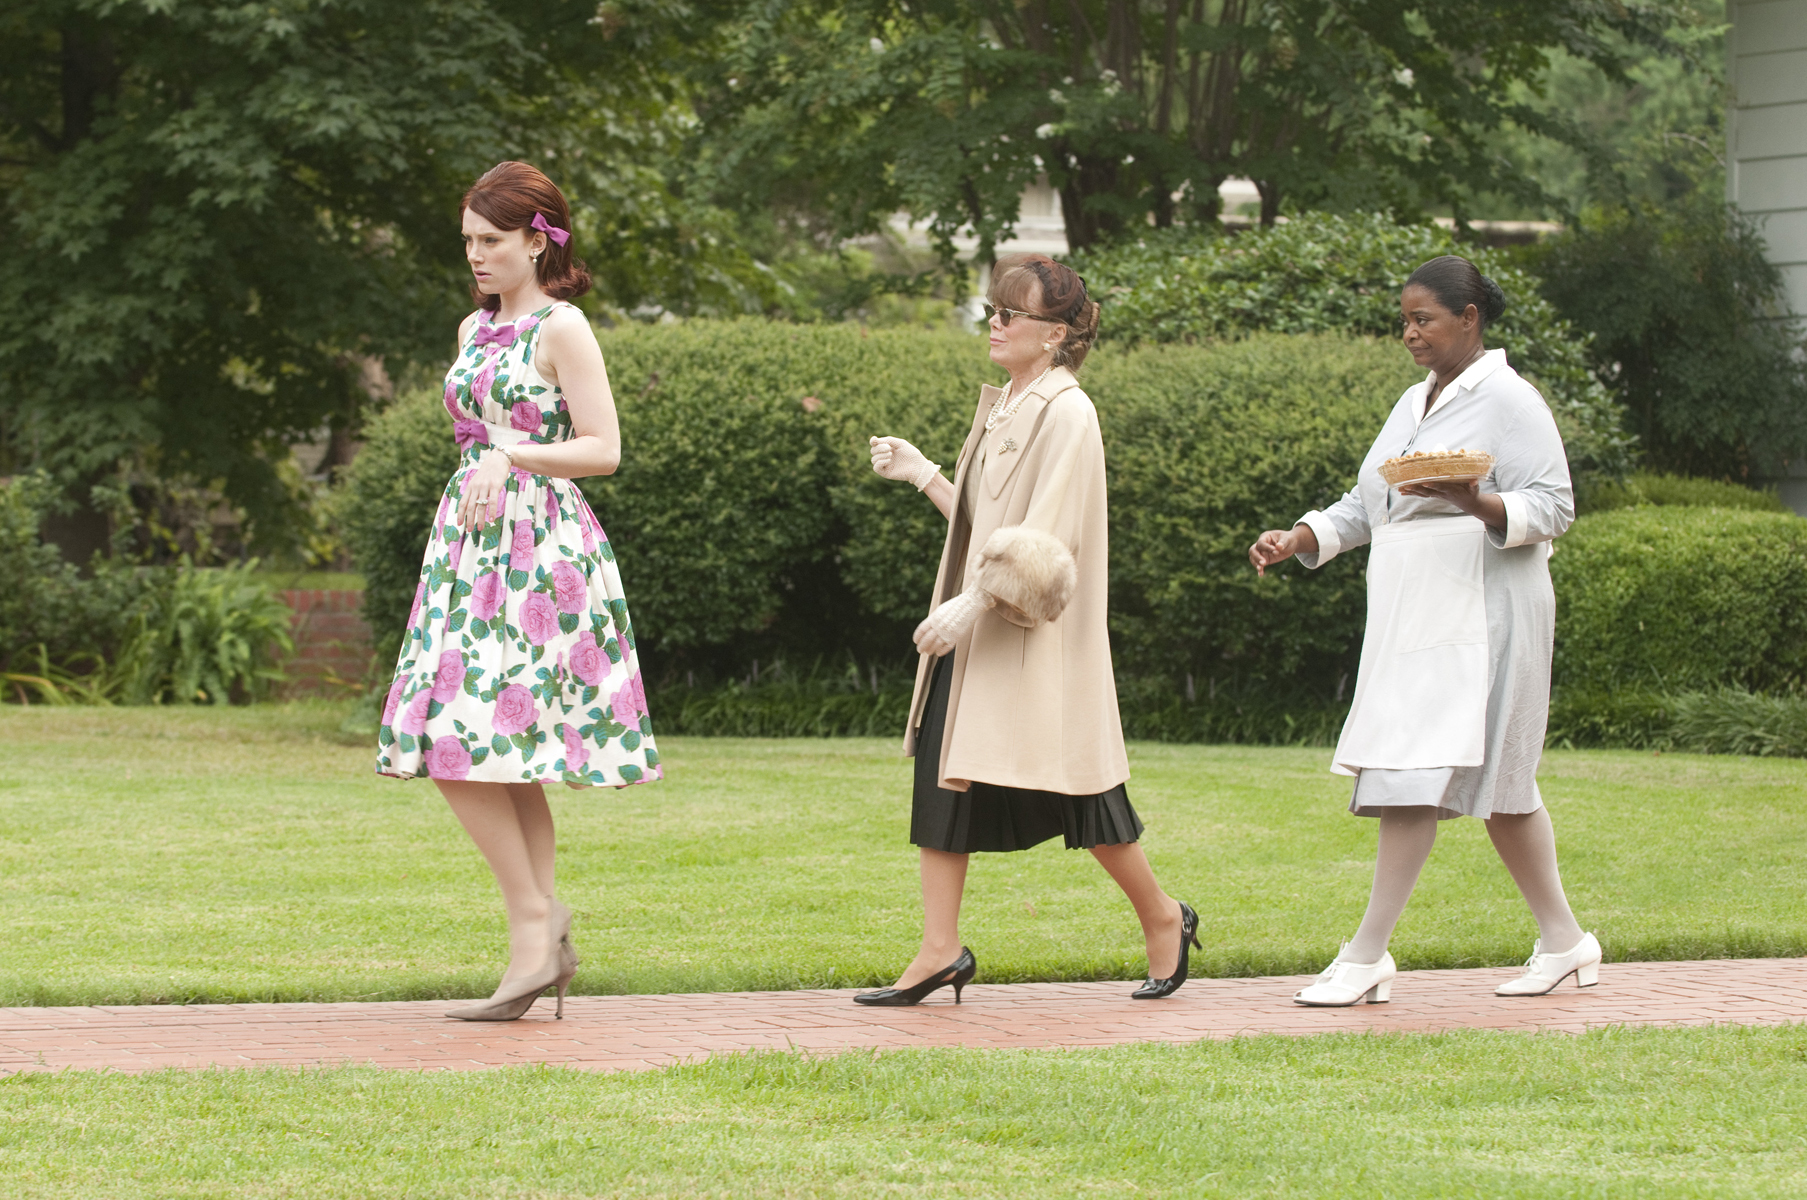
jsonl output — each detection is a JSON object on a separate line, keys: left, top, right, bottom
{"left": 903, "top": 366, "right": 1130, "bottom": 795}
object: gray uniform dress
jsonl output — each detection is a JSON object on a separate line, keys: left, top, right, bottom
{"left": 1296, "top": 349, "right": 1575, "bottom": 821}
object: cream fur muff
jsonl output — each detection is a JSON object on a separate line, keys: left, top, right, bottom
{"left": 975, "top": 526, "right": 1077, "bottom": 626}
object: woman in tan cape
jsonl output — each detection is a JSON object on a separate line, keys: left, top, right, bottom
{"left": 858, "top": 255, "right": 1198, "bottom": 1005}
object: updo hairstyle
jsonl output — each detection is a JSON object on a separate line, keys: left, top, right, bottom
{"left": 1403, "top": 255, "right": 1506, "bottom": 329}
{"left": 462, "top": 161, "right": 592, "bottom": 311}
{"left": 989, "top": 253, "right": 1101, "bottom": 370}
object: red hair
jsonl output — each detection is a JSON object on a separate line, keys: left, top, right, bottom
{"left": 461, "top": 161, "right": 592, "bottom": 311}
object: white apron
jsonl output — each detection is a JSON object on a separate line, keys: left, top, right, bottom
{"left": 1332, "top": 516, "right": 1488, "bottom": 776}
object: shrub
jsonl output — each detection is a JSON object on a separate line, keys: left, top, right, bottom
{"left": 336, "top": 393, "right": 463, "bottom": 667}
{"left": 1580, "top": 471, "right": 1788, "bottom": 514}
{"left": 1115, "top": 674, "right": 1349, "bottom": 746}
{"left": 1551, "top": 507, "right": 1807, "bottom": 693}
{"left": 587, "top": 321, "right": 993, "bottom": 648}
{"left": 342, "top": 322, "right": 996, "bottom": 678}
{"left": 649, "top": 659, "right": 915, "bottom": 738}
{"left": 1547, "top": 685, "right": 1807, "bottom": 757}
{"left": 1669, "top": 689, "right": 1807, "bottom": 757}
{"left": 1, "top": 475, "right": 295, "bottom": 704}
{"left": 0, "top": 474, "right": 144, "bottom": 678}
{"left": 1088, "top": 333, "right": 1415, "bottom": 693}
{"left": 115, "top": 562, "right": 295, "bottom": 705}
{"left": 1545, "top": 686, "right": 1673, "bottom": 750}
{"left": 1067, "top": 213, "right": 1634, "bottom": 484}
{"left": 1531, "top": 199, "right": 1807, "bottom": 480}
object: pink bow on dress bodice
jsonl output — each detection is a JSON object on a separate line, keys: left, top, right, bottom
{"left": 472, "top": 323, "right": 517, "bottom": 350}
{"left": 453, "top": 418, "right": 490, "bottom": 451}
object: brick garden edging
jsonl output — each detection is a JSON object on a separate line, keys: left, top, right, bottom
{"left": 280, "top": 589, "right": 373, "bottom": 697}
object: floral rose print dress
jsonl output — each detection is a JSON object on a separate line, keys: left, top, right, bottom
{"left": 376, "top": 302, "right": 661, "bottom": 789}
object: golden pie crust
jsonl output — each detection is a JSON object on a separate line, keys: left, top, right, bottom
{"left": 1378, "top": 449, "right": 1496, "bottom": 487}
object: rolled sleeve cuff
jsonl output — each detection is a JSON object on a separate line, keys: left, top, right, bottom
{"left": 1296, "top": 510, "right": 1342, "bottom": 568}
{"left": 1494, "top": 491, "right": 1532, "bottom": 549}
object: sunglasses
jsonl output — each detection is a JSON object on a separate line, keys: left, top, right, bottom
{"left": 983, "top": 304, "right": 1062, "bottom": 327}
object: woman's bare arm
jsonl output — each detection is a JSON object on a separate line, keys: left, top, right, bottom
{"left": 923, "top": 472, "right": 955, "bottom": 520}
{"left": 503, "top": 306, "right": 620, "bottom": 479}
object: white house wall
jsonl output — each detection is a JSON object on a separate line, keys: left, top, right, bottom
{"left": 1730, "top": 0, "right": 1807, "bottom": 319}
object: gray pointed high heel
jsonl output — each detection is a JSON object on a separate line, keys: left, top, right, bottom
{"left": 447, "top": 900, "right": 575, "bottom": 1022}
{"left": 444, "top": 960, "right": 566, "bottom": 1022}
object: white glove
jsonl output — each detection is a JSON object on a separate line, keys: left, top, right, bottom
{"left": 869, "top": 435, "right": 941, "bottom": 491}
{"left": 913, "top": 585, "right": 994, "bottom": 656}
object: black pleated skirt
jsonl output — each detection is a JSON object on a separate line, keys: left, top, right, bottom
{"left": 909, "top": 652, "right": 1144, "bottom": 853}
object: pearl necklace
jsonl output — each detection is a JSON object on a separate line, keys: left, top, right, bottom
{"left": 985, "top": 366, "right": 1052, "bottom": 432}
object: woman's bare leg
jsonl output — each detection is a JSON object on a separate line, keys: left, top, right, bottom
{"left": 894, "top": 848, "right": 970, "bottom": 988}
{"left": 1345, "top": 805, "right": 1440, "bottom": 962}
{"left": 438, "top": 780, "right": 555, "bottom": 990}
{"left": 1485, "top": 807, "right": 1585, "bottom": 952}
{"left": 505, "top": 782, "right": 556, "bottom": 898}
{"left": 1090, "top": 842, "right": 1184, "bottom": 977}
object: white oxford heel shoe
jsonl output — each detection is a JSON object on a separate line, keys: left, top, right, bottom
{"left": 1293, "top": 947, "right": 1397, "bottom": 1007}
{"left": 1494, "top": 932, "right": 1602, "bottom": 997}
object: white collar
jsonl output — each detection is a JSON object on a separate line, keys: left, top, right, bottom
{"left": 1413, "top": 347, "right": 1508, "bottom": 424}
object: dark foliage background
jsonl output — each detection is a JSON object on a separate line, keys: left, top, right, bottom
{"left": 1066, "top": 212, "right": 1636, "bottom": 486}
{"left": 0, "top": 0, "right": 770, "bottom": 554}
{"left": 1551, "top": 507, "right": 1807, "bottom": 694}
{"left": 1530, "top": 199, "right": 1807, "bottom": 482}
{"left": 1, "top": 475, "right": 293, "bottom": 703}
{"left": 643, "top": 0, "right": 1664, "bottom": 261}
{"left": 340, "top": 322, "right": 1530, "bottom": 740}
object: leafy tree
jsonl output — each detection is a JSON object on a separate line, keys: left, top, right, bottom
{"left": 1483, "top": 0, "right": 1727, "bottom": 217}
{"left": 0, "top": 0, "right": 752, "bottom": 550}
{"left": 643, "top": 0, "right": 1668, "bottom": 262}
{"left": 1531, "top": 198, "right": 1807, "bottom": 481}
{"left": 1068, "top": 213, "right": 1635, "bottom": 483}
{"left": 1472, "top": 1, "right": 1807, "bottom": 482}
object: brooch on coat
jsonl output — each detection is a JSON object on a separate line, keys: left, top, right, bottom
{"left": 997, "top": 437, "right": 1019, "bottom": 455}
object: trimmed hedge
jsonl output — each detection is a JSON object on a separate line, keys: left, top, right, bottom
{"left": 341, "top": 323, "right": 1407, "bottom": 712}
{"left": 345, "top": 320, "right": 1807, "bottom": 745}
{"left": 592, "top": 321, "right": 996, "bottom": 641}
{"left": 335, "top": 395, "right": 463, "bottom": 666}
{"left": 1580, "top": 471, "right": 1788, "bottom": 515}
{"left": 1067, "top": 213, "right": 1634, "bottom": 485}
{"left": 341, "top": 322, "right": 996, "bottom": 675}
{"left": 1091, "top": 335, "right": 1413, "bottom": 688}
{"left": 1551, "top": 507, "right": 1807, "bottom": 694}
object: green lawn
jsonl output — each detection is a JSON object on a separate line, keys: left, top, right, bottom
{"left": 0, "top": 705, "right": 1803, "bottom": 1006}
{"left": 4, "top": 1027, "right": 1805, "bottom": 1198}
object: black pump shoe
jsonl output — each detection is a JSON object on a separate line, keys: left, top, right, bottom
{"left": 853, "top": 947, "right": 978, "bottom": 1006}
{"left": 1131, "top": 902, "right": 1202, "bottom": 1000}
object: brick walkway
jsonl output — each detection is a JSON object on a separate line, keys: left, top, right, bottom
{"left": 4, "top": 958, "right": 1801, "bottom": 1075}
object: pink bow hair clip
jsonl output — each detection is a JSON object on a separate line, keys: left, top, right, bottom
{"left": 531, "top": 212, "right": 571, "bottom": 246}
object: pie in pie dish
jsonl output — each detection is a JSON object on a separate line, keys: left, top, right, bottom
{"left": 1378, "top": 448, "right": 1496, "bottom": 487}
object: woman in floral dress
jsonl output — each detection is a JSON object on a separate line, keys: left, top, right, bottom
{"left": 376, "top": 161, "right": 660, "bottom": 1022}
